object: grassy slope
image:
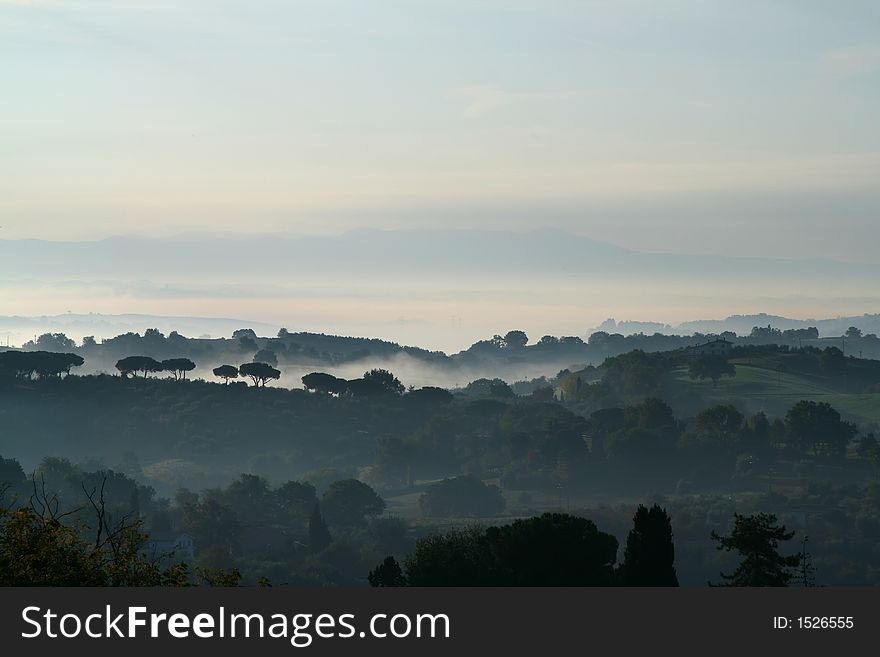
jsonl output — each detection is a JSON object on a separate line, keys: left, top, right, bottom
{"left": 666, "top": 359, "right": 880, "bottom": 426}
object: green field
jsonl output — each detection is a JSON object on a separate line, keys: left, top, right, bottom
{"left": 667, "top": 362, "right": 880, "bottom": 426}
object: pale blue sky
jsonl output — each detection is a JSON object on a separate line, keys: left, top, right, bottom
{"left": 1, "top": 0, "right": 879, "bottom": 259}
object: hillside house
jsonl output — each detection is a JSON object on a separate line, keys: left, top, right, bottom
{"left": 688, "top": 338, "right": 733, "bottom": 359}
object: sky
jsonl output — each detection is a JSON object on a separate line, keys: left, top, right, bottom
{"left": 1, "top": 1, "right": 880, "bottom": 351}
{"left": 1, "top": 0, "right": 879, "bottom": 259}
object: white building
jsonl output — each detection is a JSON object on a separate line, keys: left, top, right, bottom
{"left": 145, "top": 532, "right": 195, "bottom": 561}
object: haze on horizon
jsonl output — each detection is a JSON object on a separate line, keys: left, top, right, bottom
{"left": 2, "top": 1, "right": 879, "bottom": 351}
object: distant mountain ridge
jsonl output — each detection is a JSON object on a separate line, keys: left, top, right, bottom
{"left": 3, "top": 310, "right": 880, "bottom": 350}
{"left": 1, "top": 229, "right": 877, "bottom": 281}
{"left": 595, "top": 313, "right": 880, "bottom": 338}
{"left": 0, "top": 313, "right": 278, "bottom": 343}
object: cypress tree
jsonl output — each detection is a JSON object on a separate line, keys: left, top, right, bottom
{"left": 308, "top": 503, "right": 332, "bottom": 552}
{"left": 620, "top": 504, "right": 679, "bottom": 586}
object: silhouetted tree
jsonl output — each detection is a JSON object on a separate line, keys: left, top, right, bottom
{"left": 302, "top": 372, "right": 347, "bottom": 395}
{"left": 403, "top": 526, "right": 491, "bottom": 586}
{"left": 368, "top": 556, "right": 407, "bottom": 587}
{"left": 36, "top": 352, "right": 84, "bottom": 378}
{"left": 345, "top": 377, "right": 391, "bottom": 398}
{"left": 504, "top": 330, "right": 528, "bottom": 349}
{"left": 0, "top": 351, "right": 84, "bottom": 379}
{"left": 115, "top": 356, "right": 164, "bottom": 379}
{"left": 619, "top": 504, "right": 678, "bottom": 586}
{"left": 710, "top": 513, "right": 799, "bottom": 586}
{"left": 143, "top": 328, "right": 165, "bottom": 343}
{"left": 233, "top": 328, "right": 258, "bottom": 353}
{"left": 362, "top": 368, "right": 404, "bottom": 395}
{"left": 238, "top": 362, "right": 281, "bottom": 387}
{"left": 485, "top": 513, "right": 619, "bottom": 586}
{"left": 395, "top": 515, "right": 621, "bottom": 586}
{"left": 161, "top": 358, "right": 196, "bottom": 381}
{"left": 212, "top": 364, "right": 238, "bottom": 384}
{"left": 23, "top": 333, "right": 76, "bottom": 352}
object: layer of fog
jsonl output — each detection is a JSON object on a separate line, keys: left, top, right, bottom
{"left": 3, "top": 229, "right": 880, "bottom": 353}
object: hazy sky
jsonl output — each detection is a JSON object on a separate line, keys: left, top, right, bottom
{"left": 2, "top": 0, "right": 879, "bottom": 260}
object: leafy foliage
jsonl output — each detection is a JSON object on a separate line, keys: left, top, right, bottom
{"left": 688, "top": 355, "right": 736, "bottom": 387}
{"left": 711, "top": 513, "right": 800, "bottom": 586}
{"left": 620, "top": 504, "right": 678, "bottom": 586}
{"left": 238, "top": 361, "right": 281, "bottom": 387}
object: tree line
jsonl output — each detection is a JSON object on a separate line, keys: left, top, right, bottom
{"left": 0, "top": 350, "right": 84, "bottom": 380}
{"left": 2, "top": 468, "right": 809, "bottom": 588}
{"left": 368, "top": 506, "right": 809, "bottom": 588}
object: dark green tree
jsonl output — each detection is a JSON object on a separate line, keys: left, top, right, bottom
{"left": 276, "top": 481, "right": 317, "bottom": 521}
{"left": 688, "top": 355, "right": 736, "bottom": 387}
{"left": 503, "top": 330, "right": 528, "bottom": 349}
{"left": 485, "top": 513, "right": 618, "bottom": 586}
{"left": 238, "top": 361, "right": 281, "bottom": 387}
{"left": 368, "top": 556, "right": 407, "bottom": 587}
{"left": 0, "top": 351, "right": 84, "bottom": 379}
{"left": 0, "top": 456, "right": 26, "bottom": 487}
{"left": 362, "top": 368, "right": 405, "bottom": 395}
{"left": 322, "top": 479, "right": 386, "bottom": 528}
{"left": 212, "top": 364, "right": 238, "bottom": 384}
{"left": 785, "top": 400, "right": 857, "bottom": 458}
{"left": 302, "top": 372, "right": 347, "bottom": 395}
{"left": 405, "top": 386, "right": 454, "bottom": 405}
{"left": 710, "top": 513, "right": 800, "bottom": 587}
{"left": 308, "top": 503, "right": 332, "bottom": 552}
{"left": 619, "top": 504, "right": 678, "bottom": 586}
{"left": 403, "top": 526, "right": 494, "bottom": 586}
{"left": 344, "top": 377, "right": 389, "bottom": 398}
{"left": 820, "top": 347, "right": 846, "bottom": 374}
{"left": 693, "top": 405, "right": 745, "bottom": 449}
{"left": 115, "top": 355, "right": 164, "bottom": 379}
{"left": 161, "top": 358, "right": 196, "bottom": 381}
{"left": 23, "top": 333, "right": 76, "bottom": 352}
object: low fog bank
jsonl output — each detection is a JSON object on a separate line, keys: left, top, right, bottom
{"left": 76, "top": 348, "right": 586, "bottom": 392}
{"left": 4, "top": 229, "right": 880, "bottom": 353}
